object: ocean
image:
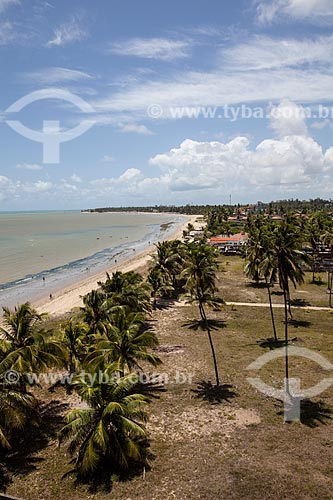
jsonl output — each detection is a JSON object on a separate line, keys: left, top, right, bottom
{"left": 0, "top": 210, "right": 186, "bottom": 308}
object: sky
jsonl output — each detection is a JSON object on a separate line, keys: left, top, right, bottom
{"left": 1, "top": 0, "right": 333, "bottom": 210}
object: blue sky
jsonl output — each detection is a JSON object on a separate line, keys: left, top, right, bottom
{"left": 1, "top": 0, "right": 333, "bottom": 210}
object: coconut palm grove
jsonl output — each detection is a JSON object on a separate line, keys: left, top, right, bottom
{"left": 1, "top": 201, "right": 333, "bottom": 499}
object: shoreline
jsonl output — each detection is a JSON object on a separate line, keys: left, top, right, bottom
{"left": 34, "top": 214, "right": 199, "bottom": 317}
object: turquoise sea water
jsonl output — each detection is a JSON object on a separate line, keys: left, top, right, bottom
{"left": 0, "top": 210, "right": 185, "bottom": 308}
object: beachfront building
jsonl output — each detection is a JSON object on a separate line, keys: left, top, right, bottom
{"left": 209, "top": 232, "right": 247, "bottom": 254}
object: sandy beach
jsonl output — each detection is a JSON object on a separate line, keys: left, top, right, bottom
{"left": 34, "top": 214, "right": 200, "bottom": 317}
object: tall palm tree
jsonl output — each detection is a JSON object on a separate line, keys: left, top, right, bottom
{"left": 306, "top": 213, "right": 326, "bottom": 281}
{"left": 273, "top": 216, "right": 308, "bottom": 388}
{"left": 183, "top": 243, "right": 222, "bottom": 386}
{"left": 151, "top": 240, "right": 185, "bottom": 293}
{"left": 59, "top": 372, "right": 150, "bottom": 482}
{"left": 0, "top": 303, "right": 65, "bottom": 380}
{"left": 245, "top": 215, "right": 267, "bottom": 284}
{"left": 259, "top": 230, "right": 278, "bottom": 343}
{"left": 84, "top": 308, "right": 161, "bottom": 376}
{"left": 61, "top": 319, "right": 89, "bottom": 373}
{"left": 245, "top": 220, "right": 278, "bottom": 342}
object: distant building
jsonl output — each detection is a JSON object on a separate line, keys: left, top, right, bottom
{"left": 209, "top": 232, "right": 247, "bottom": 254}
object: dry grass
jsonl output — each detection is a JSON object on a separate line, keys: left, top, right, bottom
{"left": 4, "top": 258, "right": 333, "bottom": 500}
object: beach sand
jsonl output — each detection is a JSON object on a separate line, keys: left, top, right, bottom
{"left": 34, "top": 214, "right": 201, "bottom": 317}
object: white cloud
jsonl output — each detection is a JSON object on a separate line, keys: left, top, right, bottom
{"left": 24, "top": 67, "right": 93, "bottom": 84}
{"left": 70, "top": 173, "right": 82, "bottom": 183}
{"left": 109, "top": 37, "right": 190, "bottom": 61}
{"left": 120, "top": 123, "right": 154, "bottom": 135}
{"left": 6, "top": 130, "right": 333, "bottom": 205}
{"left": 80, "top": 130, "right": 333, "bottom": 203}
{"left": 93, "top": 34, "right": 333, "bottom": 119}
{"left": 101, "top": 155, "right": 114, "bottom": 162}
{"left": 25, "top": 180, "right": 52, "bottom": 193}
{"left": 149, "top": 133, "right": 333, "bottom": 193}
{"left": 268, "top": 99, "right": 308, "bottom": 137}
{"left": 47, "top": 17, "right": 88, "bottom": 47}
{"left": 16, "top": 163, "right": 43, "bottom": 171}
{"left": 221, "top": 35, "right": 333, "bottom": 71}
{"left": 118, "top": 168, "right": 141, "bottom": 182}
{"left": 256, "top": 0, "right": 333, "bottom": 24}
{"left": 0, "top": 20, "right": 14, "bottom": 45}
{"left": 6, "top": 96, "right": 333, "bottom": 205}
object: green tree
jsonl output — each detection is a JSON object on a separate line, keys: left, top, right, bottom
{"left": 0, "top": 303, "right": 64, "bottom": 380}
{"left": 81, "top": 289, "right": 108, "bottom": 336}
{"left": 147, "top": 267, "right": 173, "bottom": 307}
{"left": 273, "top": 216, "right": 308, "bottom": 387}
{"left": 183, "top": 243, "right": 223, "bottom": 386}
{"left": 0, "top": 379, "right": 38, "bottom": 450}
{"left": 150, "top": 240, "right": 186, "bottom": 296}
{"left": 259, "top": 230, "right": 279, "bottom": 343}
{"left": 85, "top": 308, "right": 161, "bottom": 376}
{"left": 306, "top": 213, "right": 328, "bottom": 281}
{"left": 245, "top": 218, "right": 278, "bottom": 342}
{"left": 59, "top": 372, "right": 151, "bottom": 483}
{"left": 99, "top": 271, "right": 152, "bottom": 313}
{"left": 61, "top": 319, "right": 89, "bottom": 373}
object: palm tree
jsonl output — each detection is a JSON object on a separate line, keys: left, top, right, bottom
{"left": 245, "top": 220, "right": 278, "bottom": 342}
{"left": 151, "top": 241, "right": 182, "bottom": 291}
{"left": 306, "top": 213, "right": 325, "bottom": 281}
{"left": 84, "top": 308, "right": 161, "bottom": 376}
{"left": 259, "top": 230, "right": 278, "bottom": 343}
{"left": 245, "top": 215, "right": 267, "bottom": 284}
{"left": 99, "top": 271, "right": 152, "bottom": 313}
{"left": 0, "top": 381, "right": 38, "bottom": 450}
{"left": 182, "top": 243, "right": 222, "bottom": 386}
{"left": 81, "top": 289, "right": 108, "bottom": 335}
{"left": 0, "top": 303, "right": 65, "bottom": 381}
{"left": 147, "top": 267, "right": 173, "bottom": 307}
{"left": 273, "top": 216, "right": 308, "bottom": 388}
{"left": 61, "top": 319, "right": 89, "bottom": 373}
{"left": 244, "top": 226, "right": 262, "bottom": 285}
{"left": 59, "top": 372, "right": 151, "bottom": 482}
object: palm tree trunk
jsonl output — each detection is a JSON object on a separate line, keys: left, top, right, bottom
{"left": 199, "top": 301, "right": 220, "bottom": 387}
{"left": 283, "top": 288, "right": 290, "bottom": 395}
{"left": 265, "top": 277, "right": 277, "bottom": 342}
{"left": 69, "top": 351, "right": 74, "bottom": 373}
{"left": 287, "top": 290, "right": 293, "bottom": 318}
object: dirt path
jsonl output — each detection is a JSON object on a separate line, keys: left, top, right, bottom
{"left": 226, "top": 301, "right": 332, "bottom": 311}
